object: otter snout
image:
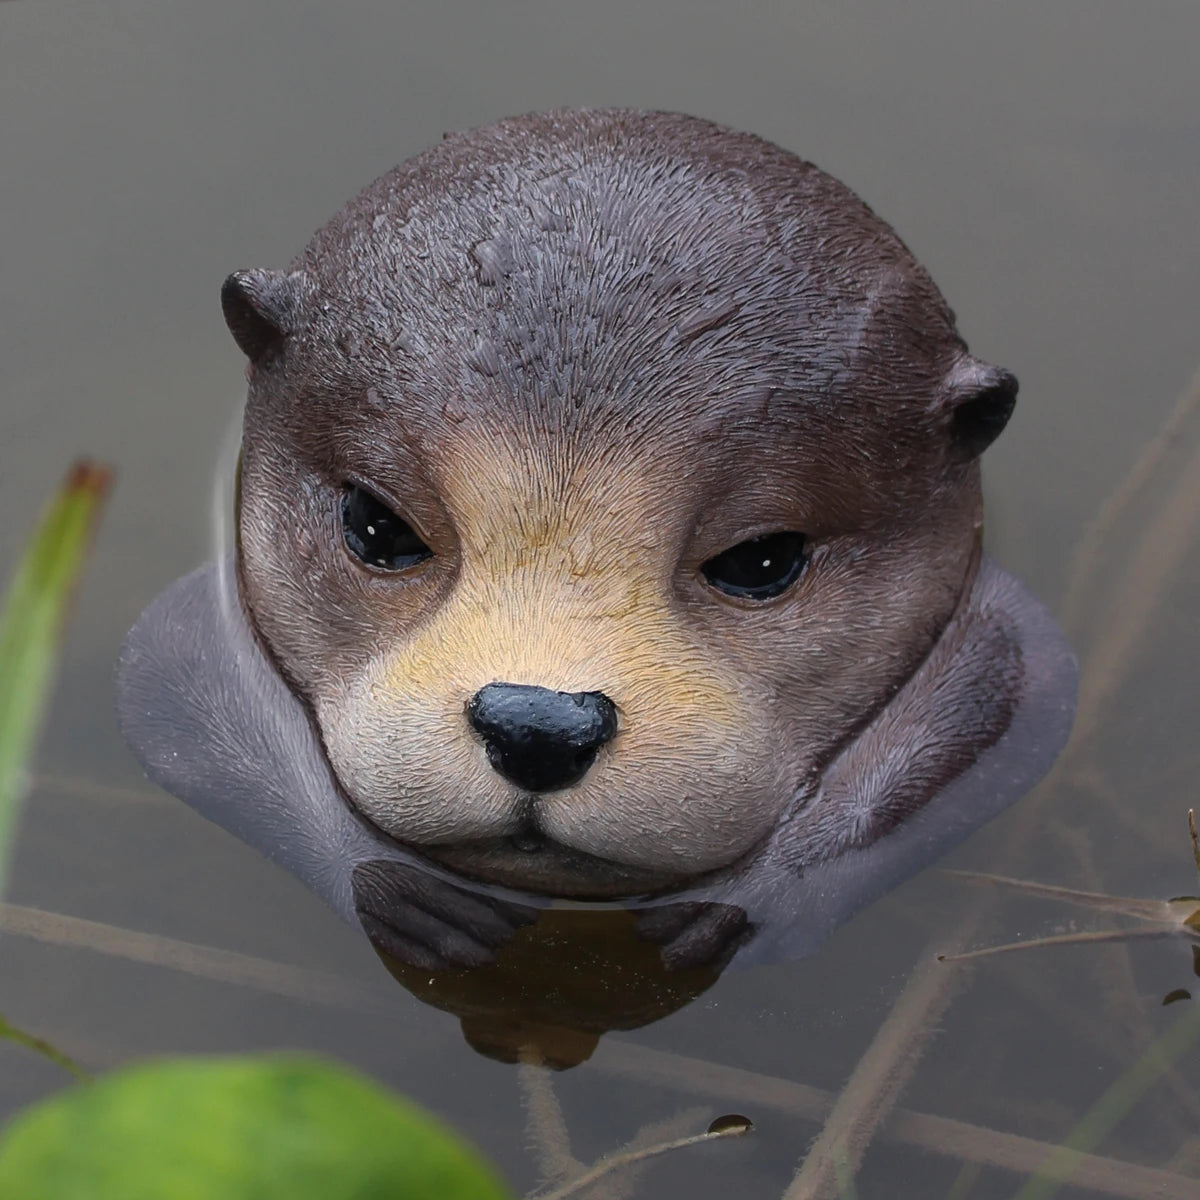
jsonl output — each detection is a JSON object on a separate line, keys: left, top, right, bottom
{"left": 466, "top": 683, "right": 618, "bottom": 793}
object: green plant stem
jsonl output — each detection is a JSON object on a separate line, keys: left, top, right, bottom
{"left": 0, "top": 460, "right": 111, "bottom": 894}
{"left": 0, "top": 1013, "right": 90, "bottom": 1081}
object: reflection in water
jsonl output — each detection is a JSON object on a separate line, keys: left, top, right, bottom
{"left": 369, "top": 898, "right": 728, "bottom": 1070}
{"left": 354, "top": 858, "right": 745, "bottom": 1067}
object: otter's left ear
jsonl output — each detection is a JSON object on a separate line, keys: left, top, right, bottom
{"left": 220, "top": 269, "right": 306, "bottom": 364}
{"left": 938, "top": 358, "right": 1019, "bottom": 459}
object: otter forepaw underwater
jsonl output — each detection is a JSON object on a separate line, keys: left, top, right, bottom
{"left": 117, "top": 108, "right": 1077, "bottom": 989}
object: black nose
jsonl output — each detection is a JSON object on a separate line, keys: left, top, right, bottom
{"left": 466, "top": 682, "right": 618, "bottom": 793}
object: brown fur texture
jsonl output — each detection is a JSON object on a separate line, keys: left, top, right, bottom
{"left": 224, "top": 109, "right": 1022, "bottom": 897}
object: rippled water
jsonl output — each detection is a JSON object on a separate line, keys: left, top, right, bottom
{"left": 2, "top": 3, "right": 1199, "bottom": 1197}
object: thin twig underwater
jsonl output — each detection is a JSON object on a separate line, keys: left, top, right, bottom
{"left": 783, "top": 927, "right": 978, "bottom": 1199}
{"left": 939, "top": 811, "right": 1200, "bottom": 994}
{"left": 945, "top": 806, "right": 1200, "bottom": 955}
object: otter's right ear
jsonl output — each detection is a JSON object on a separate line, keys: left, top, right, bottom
{"left": 939, "top": 357, "right": 1019, "bottom": 460}
{"left": 220, "top": 269, "right": 304, "bottom": 363}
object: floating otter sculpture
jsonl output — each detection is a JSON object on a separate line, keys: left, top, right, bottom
{"left": 117, "top": 109, "right": 1076, "bottom": 985}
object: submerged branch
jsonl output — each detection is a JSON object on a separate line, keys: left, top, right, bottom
{"left": 0, "top": 902, "right": 392, "bottom": 1013}
{"left": 517, "top": 1056, "right": 583, "bottom": 1189}
{"left": 784, "top": 931, "right": 972, "bottom": 1199}
{"left": 943, "top": 869, "right": 1177, "bottom": 923}
{"left": 938, "top": 926, "right": 1176, "bottom": 963}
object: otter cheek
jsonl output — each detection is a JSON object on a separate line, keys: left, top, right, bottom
{"left": 313, "top": 670, "right": 514, "bottom": 844}
{"left": 532, "top": 705, "right": 794, "bottom": 874}
{"left": 536, "top": 773, "right": 786, "bottom": 874}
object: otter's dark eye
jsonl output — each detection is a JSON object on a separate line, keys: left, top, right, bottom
{"left": 340, "top": 486, "right": 432, "bottom": 571}
{"left": 701, "top": 532, "right": 807, "bottom": 600}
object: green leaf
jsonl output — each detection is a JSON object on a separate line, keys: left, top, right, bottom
{"left": 0, "top": 1054, "right": 514, "bottom": 1200}
{"left": 0, "top": 460, "right": 111, "bottom": 893}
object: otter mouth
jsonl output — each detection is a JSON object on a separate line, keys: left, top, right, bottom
{"left": 508, "top": 825, "right": 547, "bottom": 855}
{"left": 407, "top": 832, "right": 695, "bottom": 901}
{"left": 340, "top": 791, "right": 703, "bottom": 900}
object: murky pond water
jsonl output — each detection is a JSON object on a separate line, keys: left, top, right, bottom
{"left": 2, "top": 2, "right": 1199, "bottom": 1197}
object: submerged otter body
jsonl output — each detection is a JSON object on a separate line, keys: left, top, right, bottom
{"left": 118, "top": 110, "right": 1076, "bottom": 971}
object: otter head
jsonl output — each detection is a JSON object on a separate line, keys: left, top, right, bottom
{"left": 224, "top": 110, "right": 1017, "bottom": 899}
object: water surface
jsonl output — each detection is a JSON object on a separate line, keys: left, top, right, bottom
{"left": 2, "top": 2, "right": 1199, "bottom": 1196}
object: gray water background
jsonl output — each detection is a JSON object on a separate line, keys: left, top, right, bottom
{"left": 2, "top": 2, "right": 1199, "bottom": 1196}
